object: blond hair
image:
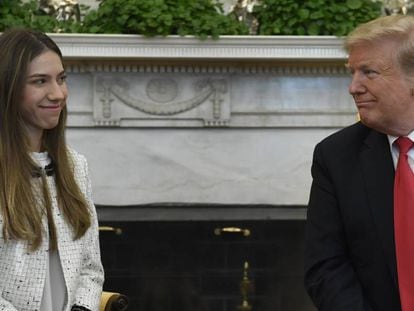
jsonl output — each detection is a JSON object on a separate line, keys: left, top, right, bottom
{"left": 345, "top": 15, "right": 414, "bottom": 79}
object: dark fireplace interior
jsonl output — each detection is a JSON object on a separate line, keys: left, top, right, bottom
{"left": 99, "top": 218, "right": 316, "bottom": 311}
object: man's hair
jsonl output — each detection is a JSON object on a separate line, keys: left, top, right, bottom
{"left": 0, "top": 28, "right": 91, "bottom": 251}
{"left": 345, "top": 15, "right": 414, "bottom": 78}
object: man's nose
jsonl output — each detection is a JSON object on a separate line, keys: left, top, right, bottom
{"left": 348, "top": 73, "right": 365, "bottom": 96}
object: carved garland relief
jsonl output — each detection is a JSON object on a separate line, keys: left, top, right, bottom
{"left": 93, "top": 75, "right": 230, "bottom": 127}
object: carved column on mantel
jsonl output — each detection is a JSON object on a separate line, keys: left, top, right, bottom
{"left": 53, "top": 34, "right": 354, "bottom": 128}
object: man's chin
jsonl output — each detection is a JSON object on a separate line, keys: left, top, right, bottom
{"left": 358, "top": 114, "right": 380, "bottom": 131}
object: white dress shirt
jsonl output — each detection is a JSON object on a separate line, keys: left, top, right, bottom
{"left": 388, "top": 132, "right": 414, "bottom": 172}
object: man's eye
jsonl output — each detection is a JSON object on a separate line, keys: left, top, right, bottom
{"left": 363, "top": 69, "right": 379, "bottom": 77}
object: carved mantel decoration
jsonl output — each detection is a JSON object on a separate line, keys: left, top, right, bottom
{"left": 52, "top": 34, "right": 354, "bottom": 129}
{"left": 94, "top": 76, "right": 229, "bottom": 127}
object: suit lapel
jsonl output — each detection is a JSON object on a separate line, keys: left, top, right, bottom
{"left": 359, "top": 129, "right": 397, "bottom": 286}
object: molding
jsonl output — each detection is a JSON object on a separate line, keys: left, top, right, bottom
{"left": 65, "top": 63, "right": 348, "bottom": 74}
{"left": 50, "top": 34, "right": 347, "bottom": 60}
{"left": 96, "top": 205, "right": 308, "bottom": 221}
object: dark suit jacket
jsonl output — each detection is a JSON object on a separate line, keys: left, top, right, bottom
{"left": 304, "top": 122, "right": 402, "bottom": 311}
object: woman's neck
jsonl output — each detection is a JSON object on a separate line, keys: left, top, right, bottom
{"left": 27, "top": 131, "right": 43, "bottom": 152}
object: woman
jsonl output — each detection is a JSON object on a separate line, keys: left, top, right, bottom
{"left": 0, "top": 28, "right": 104, "bottom": 311}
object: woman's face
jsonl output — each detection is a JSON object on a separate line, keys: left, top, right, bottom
{"left": 20, "top": 50, "right": 67, "bottom": 149}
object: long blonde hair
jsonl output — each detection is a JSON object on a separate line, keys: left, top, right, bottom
{"left": 0, "top": 28, "right": 91, "bottom": 251}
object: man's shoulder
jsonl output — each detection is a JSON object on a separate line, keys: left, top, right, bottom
{"left": 315, "top": 122, "right": 385, "bottom": 160}
{"left": 311, "top": 122, "right": 383, "bottom": 171}
{"left": 320, "top": 122, "right": 374, "bottom": 148}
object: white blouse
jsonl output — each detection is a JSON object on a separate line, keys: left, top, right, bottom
{"left": 31, "top": 152, "right": 66, "bottom": 311}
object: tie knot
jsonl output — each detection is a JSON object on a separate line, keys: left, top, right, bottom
{"left": 396, "top": 136, "right": 414, "bottom": 155}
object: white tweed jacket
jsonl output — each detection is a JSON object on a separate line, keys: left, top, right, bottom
{"left": 0, "top": 149, "right": 104, "bottom": 311}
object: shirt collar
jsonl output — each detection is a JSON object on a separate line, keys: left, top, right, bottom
{"left": 388, "top": 131, "right": 414, "bottom": 147}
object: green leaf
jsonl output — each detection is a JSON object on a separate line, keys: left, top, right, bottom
{"left": 310, "top": 11, "right": 324, "bottom": 19}
{"left": 287, "top": 17, "right": 298, "bottom": 27}
{"left": 308, "top": 23, "right": 320, "bottom": 35}
{"left": 347, "top": 0, "right": 363, "bottom": 10}
{"left": 298, "top": 9, "right": 310, "bottom": 19}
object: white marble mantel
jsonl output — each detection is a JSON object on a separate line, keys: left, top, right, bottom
{"left": 58, "top": 35, "right": 355, "bottom": 219}
{"left": 50, "top": 34, "right": 347, "bottom": 60}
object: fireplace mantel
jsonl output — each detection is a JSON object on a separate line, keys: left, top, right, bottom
{"left": 61, "top": 35, "right": 354, "bottom": 216}
{"left": 51, "top": 34, "right": 346, "bottom": 60}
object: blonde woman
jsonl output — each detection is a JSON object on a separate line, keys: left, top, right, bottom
{"left": 0, "top": 28, "right": 104, "bottom": 311}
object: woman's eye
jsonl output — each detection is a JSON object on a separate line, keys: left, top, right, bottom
{"left": 57, "top": 75, "right": 67, "bottom": 85}
{"left": 32, "top": 78, "right": 46, "bottom": 85}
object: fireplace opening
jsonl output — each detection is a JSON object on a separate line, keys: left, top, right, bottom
{"left": 99, "top": 219, "right": 315, "bottom": 311}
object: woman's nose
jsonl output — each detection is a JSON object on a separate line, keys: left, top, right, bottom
{"left": 47, "top": 82, "right": 66, "bottom": 101}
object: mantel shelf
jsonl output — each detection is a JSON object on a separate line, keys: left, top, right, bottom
{"left": 49, "top": 34, "right": 347, "bottom": 61}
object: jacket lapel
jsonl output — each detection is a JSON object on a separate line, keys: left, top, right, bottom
{"left": 359, "top": 129, "right": 397, "bottom": 286}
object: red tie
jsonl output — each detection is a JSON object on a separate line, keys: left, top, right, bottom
{"left": 394, "top": 136, "right": 414, "bottom": 311}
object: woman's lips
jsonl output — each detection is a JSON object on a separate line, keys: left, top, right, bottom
{"left": 39, "top": 104, "right": 61, "bottom": 110}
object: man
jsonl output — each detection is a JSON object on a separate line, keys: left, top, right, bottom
{"left": 304, "top": 15, "right": 414, "bottom": 311}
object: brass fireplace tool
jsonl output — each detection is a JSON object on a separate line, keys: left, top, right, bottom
{"left": 99, "top": 226, "right": 122, "bottom": 235}
{"left": 214, "top": 226, "right": 253, "bottom": 310}
{"left": 238, "top": 261, "right": 253, "bottom": 311}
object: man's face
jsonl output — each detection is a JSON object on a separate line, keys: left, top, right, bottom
{"left": 347, "top": 40, "right": 414, "bottom": 136}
